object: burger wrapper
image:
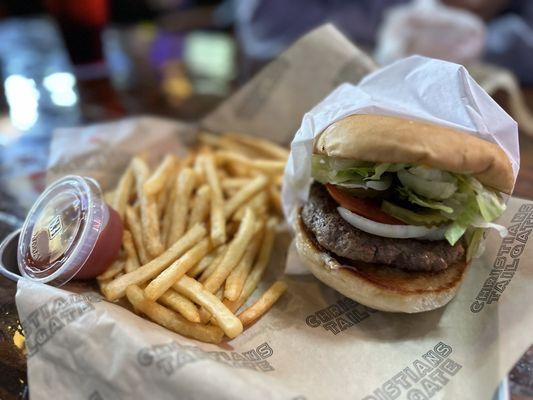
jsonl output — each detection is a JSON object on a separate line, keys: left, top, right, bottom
{"left": 281, "top": 56, "right": 520, "bottom": 228}
{"left": 14, "top": 24, "right": 530, "bottom": 400}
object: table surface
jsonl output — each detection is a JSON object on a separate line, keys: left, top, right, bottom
{"left": 0, "top": 16, "right": 532, "bottom": 400}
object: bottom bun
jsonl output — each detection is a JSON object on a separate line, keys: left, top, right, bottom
{"left": 294, "top": 212, "right": 470, "bottom": 313}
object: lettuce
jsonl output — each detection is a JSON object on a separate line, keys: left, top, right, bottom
{"left": 408, "top": 165, "right": 456, "bottom": 182}
{"left": 311, "top": 155, "right": 369, "bottom": 184}
{"left": 310, "top": 155, "right": 507, "bottom": 246}
{"left": 381, "top": 201, "right": 450, "bottom": 226}
{"left": 444, "top": 193, "right": 478, "bottom": 245}
{"left": 465, "top": 228, "right": 485, "bottom": 261}
{"left": 397, "top": 187, "right": 454, "bottom": 213}
{"left": 397, "top": 168, "right": 457, "bottom": 200}
{"left": 311, "top": 156, "right": 403, "bottom": 190}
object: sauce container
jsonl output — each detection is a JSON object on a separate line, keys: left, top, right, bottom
{"left": 0, "top": 175, "right": 123, "bottom": 286}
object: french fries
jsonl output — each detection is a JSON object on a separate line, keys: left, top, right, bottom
{"left": 144, "top": 154, "right": 175, "bottom": 196}
{"left": 131, "top": 157, "right": 164, "bottom": 258}
{"left": 203, "top": 153, "right": 226, "bottom": 246}
{"left": 216, "top": 151, "right": 285, "bottom": 175}
{"left": 224, "top": 231, "right": 262, "bottom": 301}
{"left": 173, "top": 276, "right": 243, "bottom": 338}
{"left": 224, "top": 133, "right": 289, "bottom": 160}
{"left": 122, "top": 230, "right": 140, "bottom": 273}
{"left": 126, "top": 285, "right": 224, "bottom": 344}
{"left": 198, "top": 245, "right": 227, "bottom": 282}
{"left": 224, "top": 218, "right": 277, "bottom": 313}
{"left": 167, "top": 168, "right": 196, "bottom": 246}
{"left": 238, "top": 281, "right": 287, "bottom": 326}
{"left": 188, "top": 245, "right": 225, "bottom": 277}
{"left": 188, "top": 185, "right": 210, "bottom": 229}
{"left": 97, "top": 259, "right": 125, "bottom": 281}
{"left": 125, "top": 206, "right": 149, "bottom": 265}
{"left": 224, "top": 175, "right": 268, "bottom": 218}
{"left": 159, "top": 289, "right": 201, "bottom": 323}
{"left": 112, "top": 165, "right": 134, "bottom": 220}
{"left": 204, "top": 208, "right": 256, "bottom": 294}
{"left": 144, "top": 238, "right": 210, "bottom": 301}
{"left": 102, "top": 224, "right": 206, "bottom": 301}
{"left": 98, "top": 131, "right": 287, "bottom": 343}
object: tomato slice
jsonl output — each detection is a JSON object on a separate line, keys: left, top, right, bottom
{"left": 326, "top": 184, "right": 405, "bottom": 225}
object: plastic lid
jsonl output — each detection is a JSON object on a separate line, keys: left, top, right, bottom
{"left": 17, "top": 175, "right": 108, "bottom": 286}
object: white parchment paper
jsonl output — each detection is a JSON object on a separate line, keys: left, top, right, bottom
{"left": 12, "top": 25, "right": 531, "bottom": 400}
{"left": 282, "top": 55, "right": 519, "bottom": 226}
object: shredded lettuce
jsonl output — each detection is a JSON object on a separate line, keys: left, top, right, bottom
{"left": 397, "top": 187, "right": 454, "bottom": 214}
{"left": 397, "top": 168, "right": 457, "bottom": 200}
{"left": 444, "top": 195, "right": 478, "bottom": 244}
{"left": 310, "top": 155, "right": 508, "bottom": 246}
{"left": 311, "top": 155, "right": 369, "bottom": 184}
{"left": 408, "top": 165, "right": 456, "bottom": 182}
{"left": 465, "top": 228, "right": 485, "bottom": 261}
{"left": 311, "top": 156, "right": 402, "bottom": 189}
{"left": 381, "top": 201, "right": 450, "bottom": 226}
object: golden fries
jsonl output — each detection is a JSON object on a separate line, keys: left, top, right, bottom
{"left": 122, "top": 230, "right": 140, "bottom": 273}
{"left": 97, "top": 259, "right": 125, "bottom": 281}
{"left": 102, "top": 224, "right": 206, "bottom": 301}
{"left": 224, "top": 231, "right": 262, "bottom": 301}
{"left": 144, "top": 154, "right": 175, "bottom": 196}
{"left": 224, "top": 175, "right": 268, "bottom": 218}
{"left": 233, "top": 190, "right": 268, "bottom": 221}
{"left": 97, "top": 131, "right": 287, "bottom": 343}
{"left": 224, "top": 133, "right": 289, "bottom": 160}
{"left": 160, "top": 176, "right": 177, "bottom": 245}
{"left": 224, "top": 218, "right": 277, "bottom": 313}
{"left": 188, "top": 185, "right": 210, "bottom": 229}
{"left": 204, "top": 208, "right": 256, "bottom": 293}
{"left": 173, "top": 276, "right": 243, "bottom": 338}
{"left": 125, "top": 206, "right": 149, "bottom": 265}
{"left": 126, "top": 285, "right": 224, "bottom": 343}
{"left": 112, "top": 165, "right": 134, "bottom": 220}
{"left": 131, "top": 157, "right": 164, "bottom": 258}
{"left": 199, "top": 246, "right": 227, "bottom": 283}
{"left": 159, "top": 289, "right": 201, "bottom": 323}
{"left": 238, "top": 281, "right": 287, "bottom": 326}
{"left": 167, "top": 168, "right": 196, "bottom": 246}
{"left": 203, "top": 152, "right": 226, "bottom": 246}
{"left": 144, "top": 238, "right": 210, "bottom": 301}
{"left": 187, "top": 245, "right": 224, "bottom": 277}
{"left": 216, "top": 151, "right": 285, "bottom": 175}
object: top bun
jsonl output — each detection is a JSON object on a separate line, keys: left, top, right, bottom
{"left": 314, "top": 114, "right": 514, "bottom": 194}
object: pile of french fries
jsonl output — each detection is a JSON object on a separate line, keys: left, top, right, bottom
{"left": 98, "top": 132, "right": 289, "bottom": 344}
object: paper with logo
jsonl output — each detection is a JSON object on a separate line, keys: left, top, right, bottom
{"left": 14, "top": 24, "right": 532, "bottom": 400}
{"left": 15, "top": 198, "right": 533, "bottom": 400}
{"left": 201, "top": 23, "right": 377, "bottom": 144}
{"left": 281, "top": 55, "right": 519, "bottom": 226}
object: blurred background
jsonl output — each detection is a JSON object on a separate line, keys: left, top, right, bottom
{"left": 0, "top": 0, "right": 532, "bottom": 399}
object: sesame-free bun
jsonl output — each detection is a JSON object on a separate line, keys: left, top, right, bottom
{"left": 294, "top": 214, "right": 470, "bottom": 313}
{"left": 314, "top": 114, "right": 514, "bottom": 194}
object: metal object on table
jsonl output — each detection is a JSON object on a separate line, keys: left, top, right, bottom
{"left": 0, "top": 230, "right": 21, "bottom": 283}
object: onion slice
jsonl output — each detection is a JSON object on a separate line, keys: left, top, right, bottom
{"left": 338, "top": 175, "right": 392, "bottom": 191}
{"left": 337, "top": 207, "right": 447, "bottom": 241}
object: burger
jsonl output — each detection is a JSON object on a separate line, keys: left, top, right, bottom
{"left": 293, "top": 114, "right": 512, "bottom": 313}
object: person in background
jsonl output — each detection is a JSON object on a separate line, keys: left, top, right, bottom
{"left": 233, "top": 0, "right": 533, "bottom": 84}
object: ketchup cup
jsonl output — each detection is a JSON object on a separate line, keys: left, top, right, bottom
{"left": 0, "top": 175, "right": 122, "bottom": 286}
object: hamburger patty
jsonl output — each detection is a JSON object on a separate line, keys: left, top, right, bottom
{"left": 301, "top": 183, "right": 465, "bottom": 272}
